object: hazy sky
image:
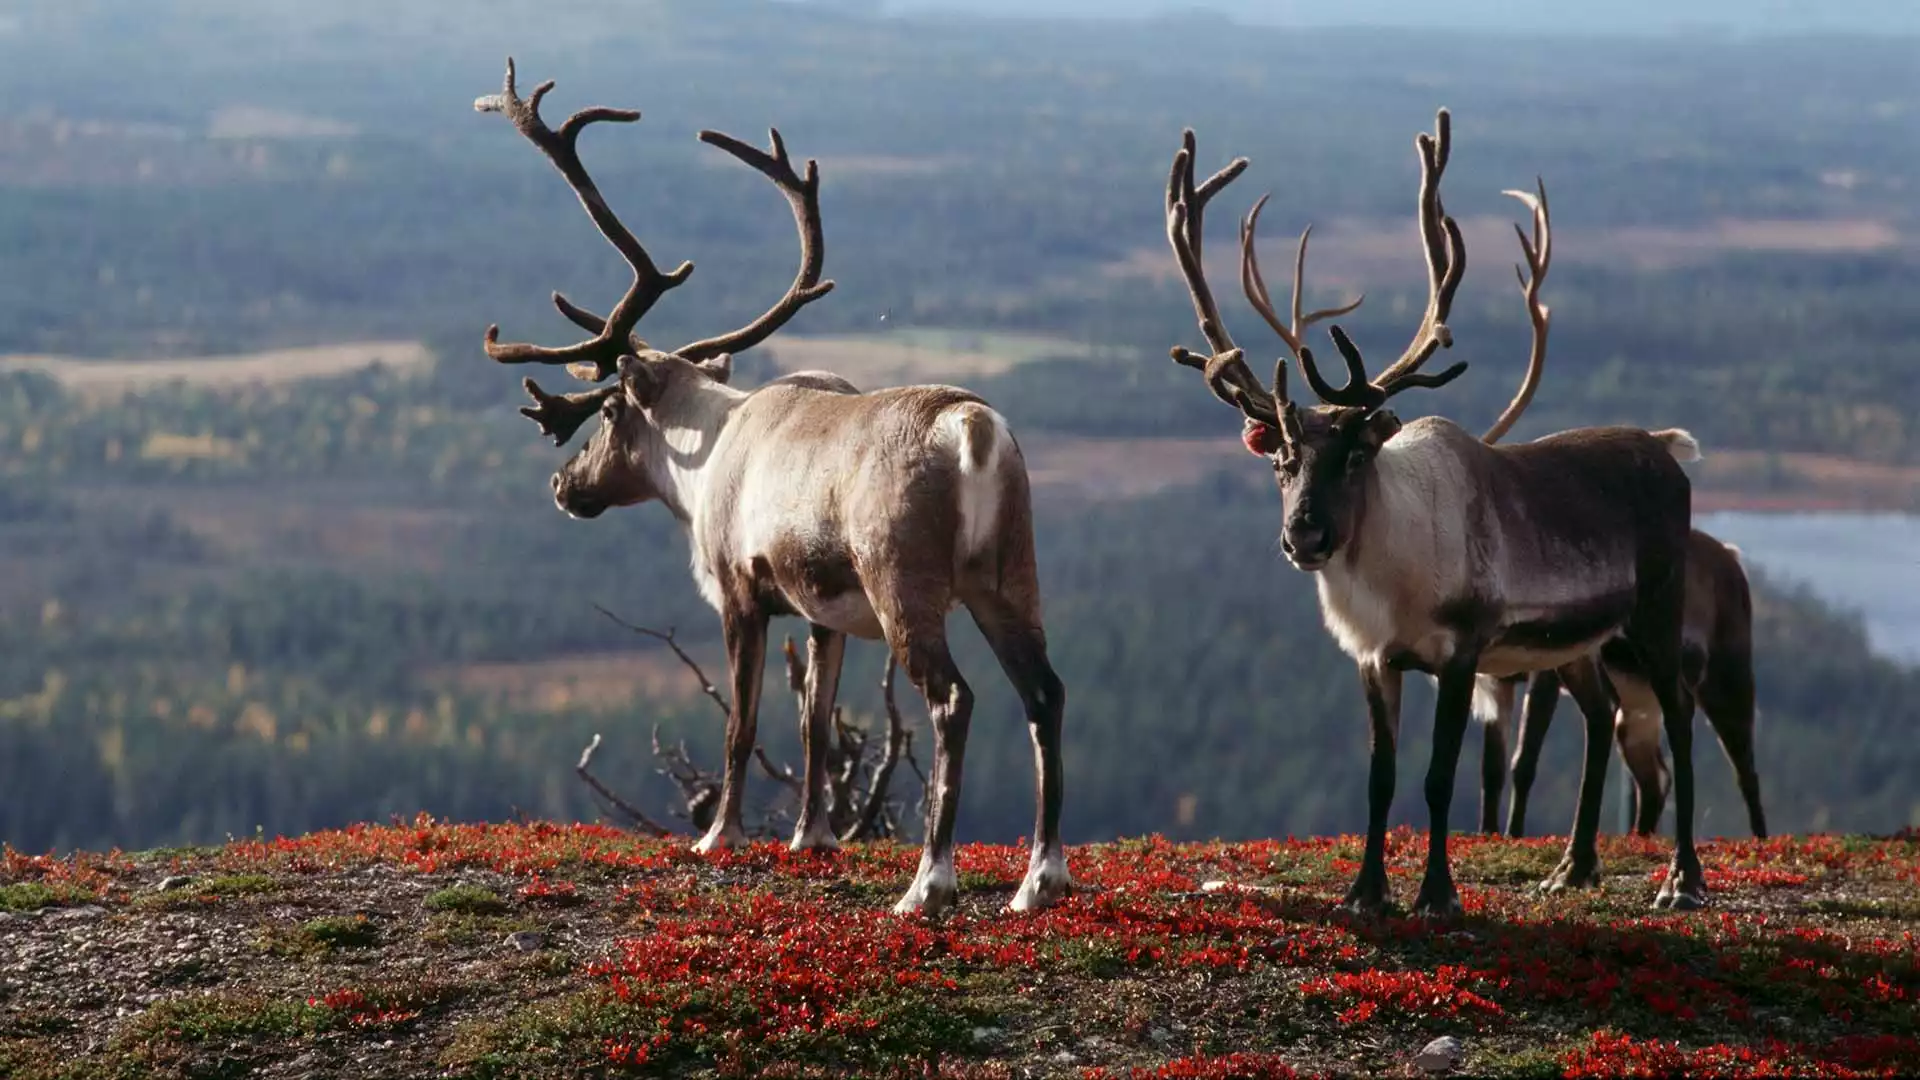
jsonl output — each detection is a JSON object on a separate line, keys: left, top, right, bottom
{"left": 875, "top": 0, "right": 1920, "bottom": 35}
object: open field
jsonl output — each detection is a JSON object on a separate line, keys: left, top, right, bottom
{"left": 1105, "top": 214, "right": 1915, "bottom": 291}
{"left": 765, "top": 329, "right": 1099, "bottom": 386}
{"left": 1, "top": 823, "right": 1916, "bottom": 1078}
{"left": 0, "top": 342, "right": 434, "bottom": 398}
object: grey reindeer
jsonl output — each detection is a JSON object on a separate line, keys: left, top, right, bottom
{"left": 1163, "top": 110, "right": 1709, "bottom": 913}
{"left": 473, "top": 61, "right": 1070, "bottom": 916}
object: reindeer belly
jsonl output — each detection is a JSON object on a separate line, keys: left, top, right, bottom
{"left": 1477, "top": 588, "right": 1637, "bottom": 678}
{"left": 788, "top": 588, "right": 886, "bottom": 640}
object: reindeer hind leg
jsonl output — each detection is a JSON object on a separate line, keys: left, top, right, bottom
{"left": 966, "top": 589, "right": 1071, "bottom": 912}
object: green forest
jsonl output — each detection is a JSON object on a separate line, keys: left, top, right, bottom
{"left": 1, "top": 0, "right": 1918, "bottom": 854}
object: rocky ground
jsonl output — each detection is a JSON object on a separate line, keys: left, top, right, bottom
{"left": 2, "top": 821, "right": 1917, "bottom": 1078}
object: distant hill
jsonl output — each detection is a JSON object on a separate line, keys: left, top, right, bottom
{"left": 876, "top": 0, "right": 1920, "bottom": 35}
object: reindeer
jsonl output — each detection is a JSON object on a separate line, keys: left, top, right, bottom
{"left": 1454, "top": 230, "right": 1767, "bottom": 845}
{"left": 1163, "top": 110, "right": 1708, "bottom": 913}
{"left": 1480, "top": 532, "right": 1766, "bottom": 841}
{"left": 471, "top": 61, "right": 1070, "bottom": 916}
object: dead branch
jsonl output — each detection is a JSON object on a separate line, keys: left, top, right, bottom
{"left": 575, "top": 733, "right": 672, "bottom": 836}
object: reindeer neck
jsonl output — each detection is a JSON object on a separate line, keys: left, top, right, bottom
{"left": 644, "top": 375, "right": 749, "bottom": 527}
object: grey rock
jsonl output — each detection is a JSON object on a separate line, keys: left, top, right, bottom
{"left": 502, "top": 930, "right": 544, "bottom": 953}
{"left": 156, "top": 875, "right": 195, "bottom": 892}
{"left": 1416, "top": 1035, "right": 1463, "bottom": 1074}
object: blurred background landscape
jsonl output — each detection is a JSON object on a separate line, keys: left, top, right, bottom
{"left": 1, "top": 0, "right": 1917, "bottom": 854}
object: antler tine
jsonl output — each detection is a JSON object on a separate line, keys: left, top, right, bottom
{"left": 477, "top": 57, "right": 693, "bottom": 383}
{"left": 1482, "top": 178, "right": 1553, "bottom": 443}
{"left": 517, "top": 377, "right": 624, "bottom": 446}
{"left": 1164, "top": 130, "right": 1280, "bottom": 428}
{"left": 1239, "top": 195, "right": 1365, "bottom": 359}
{"left": 1372, "top": 108, "right": 1467, "bottom": 391}
{"left": 672, "top": 128, "right": 837, "bottom": 363}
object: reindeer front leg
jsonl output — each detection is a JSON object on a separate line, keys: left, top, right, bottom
{"left": 1343, "top": 662, "right": 1401, "bottom": 914}
{"left": 1414, "top": 659, "right": 1477, "bottom": 917}
{"left": 695, "top": 607, "right": 769, "bottom": 854}
{"left": 790, "top": 624, "right": 846, "bottom": 852}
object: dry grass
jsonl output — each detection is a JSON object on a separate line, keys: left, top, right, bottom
{"left": 0, "top": 340, "right": 433, "bottom": 399}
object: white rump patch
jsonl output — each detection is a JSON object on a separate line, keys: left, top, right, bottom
{"left": 1471, "top": 675, "right": 1510, "bottom": 726}
{"left": 939, "top": 404, "right": 1010, "bottom": 559}
{"left": 1652, "top": 428, "right": 1701, "bottom": 462}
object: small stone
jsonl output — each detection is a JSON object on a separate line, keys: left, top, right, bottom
{"left": 502, "top": 931, "right": 544, "bottom": 953}
{"left": 156, "top": 875, "right": 195, "bottom": 892}
{"left": 1148, "top": 1026, "right": 1173, "bottom": 1046}
{"left": 1416, "top": 1035, "right": 1463, "bottom": 1074}
{"left": 1051, "top": 1050, "right": 1082, "bottom": 1066}
{"left": 971, "top": 1026, "right": 999, "bottom": 1044}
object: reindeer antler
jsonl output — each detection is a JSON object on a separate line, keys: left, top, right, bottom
{"left": 1164, "top": 129, "right": 1297, "bottom": 444}
{"left": 1481, "top": 178, "right": 1552, "bottom": 444}
{"left": 1284, "top": 108, "right": 1471, "bottom": 412}
{"left": 672, "top": 129, "right": 836, "bottom": 363}
{"left": 475, "top": 58, "right": 692, "bottom": 383}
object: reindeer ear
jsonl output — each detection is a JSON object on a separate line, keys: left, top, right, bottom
{"left": 1241, "top": 417, "right": 1283, "bottom": 457}
{"left": 1362, "top": 409, "right": 1403, "bottom": 448}
{"left": 618, "top": 355, "right": 664, "bottom": 408}
{"left": 693, "top": 352, "right": 733, "bottom": 384}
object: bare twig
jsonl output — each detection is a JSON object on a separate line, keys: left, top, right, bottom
{"left": 575, "top": 734, "right": 672, "bottom": 836}
{"left": 593, "top": 604, "right": 729, "bottom": 716}
{"left": 844, "top": 658, "right": 911, "bottom": 842}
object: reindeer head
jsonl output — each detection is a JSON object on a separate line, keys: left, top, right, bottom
{"left": 474, "top": 58, "right": 833, "bottom": 515}
{"left": 1162, "top": 113, "right": 1480, "bottom": 571}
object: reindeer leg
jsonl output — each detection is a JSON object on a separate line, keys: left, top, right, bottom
{"left": 1611, "top": 688, "right": 1671, "bottom": 837}
{"left": 1478, "top": 678, "right": 1514, "bottom": 834}
{"left": 1342, "top": 662, "right": 1401, "bottom": 915}
{"left": 694, "top": 608, "right": 768, "bottom": 854}
{"left": 790, "top": 624, "right": 847, "bottom": 852}
{"left": 1699, "top": 649, "right": 1767, "bottom": 839}
{"left": 968, "top": 593, "right": 1071, "bottom": 912}
{"left": 1507, "top": 668, "right": 1561, "bottom": 837}
{"left": 1632, "top": 569, "right": 1707, "bottom": 910}
{"left": 1413, "top": 659, "right": 1475, "bottom": 918}
{"left": 892, "top": 625, "right": 973, "bottom": 917}
{"left": 1542, "top": 657, "right": 1614, "bottom": 892}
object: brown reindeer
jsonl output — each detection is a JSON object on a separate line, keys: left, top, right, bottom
{"left": 472, "top": 60, "right": 1070, "bottom": 915}
{"left": 1455, "top": 190, "right": 1767, "bottom": 844}
{"left": 1481, "top": 534, "right": 1766, "bottom": 841}
{"left": 1165, "top": 110, "right": 1708, "bottom": 913}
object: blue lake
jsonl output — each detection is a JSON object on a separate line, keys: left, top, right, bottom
{"left": 1698, "top": 512, "right": 1920, "bottom": 664}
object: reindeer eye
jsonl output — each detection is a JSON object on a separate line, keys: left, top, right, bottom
{"left": 1346, "top": 447, "right": 1370, "bottom": 471}
{"left": 1276, "top": 455, "right": 1301, "bottom": 477}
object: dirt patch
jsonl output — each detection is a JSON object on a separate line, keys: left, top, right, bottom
{"left": 0, "top": 341, "right": 433, "bottom": 399}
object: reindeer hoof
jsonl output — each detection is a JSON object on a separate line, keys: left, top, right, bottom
{"left": 893, "top": 865, "right": 958, "bottom": 917}
{"left": 1539, "top": 854, "right": 1603, "bottom": 893}
{"left": 1009, "top": 851, "right": 1073, "bottom": 913}
{"left": 1412, "top": 879, "right": 1463, "bottom": 919}
{"left": 692, "top": 822, "right": 747, "bottom": 855}
{"left": 1653, "top": 866, "right": 1709, "bottom": 911}
{"left": 787, "top": 823, "right": 841, "bottom": 854}
{"left": 1340, "top": 878, "right": 1394, "bottom": 917}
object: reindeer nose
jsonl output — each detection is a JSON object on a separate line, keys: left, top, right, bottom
{"left": 1285, "top": 523, "right": 1328, "bottom": 559}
